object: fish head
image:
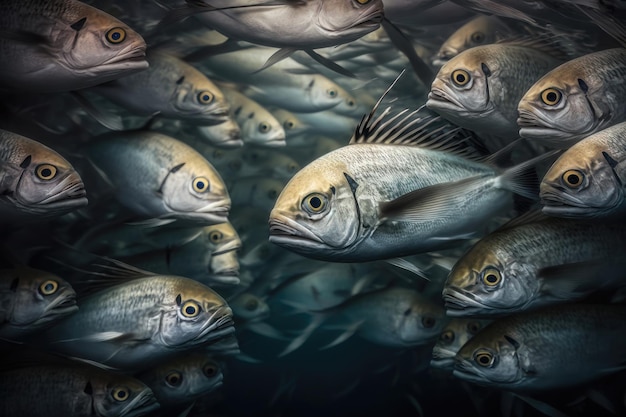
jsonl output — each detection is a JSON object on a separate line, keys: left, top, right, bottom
{"left": 394, "top": 294, "right": 447, "bottom": 346}
{"left": 208, "top": 250, "right": 240, "bottom": 285}
{"left": 431, "top": 319, "right": 489, "bottom": 370}
{"left": 306, "top": 75, "right": 346, "bottom": 111}
{"left": 317, "top": 0, "right": 384, "bottom": 42}
{"left": 159, "top": 158, "right": 230, "bottom": 224}
{"left": 268, "top": 157, "right": 367, "bottom": 259}
{"left": 433, "top": 16, "right": 497, "bottom": 66}
{"left": 8, "top": 267, "right": 78, "bottom": 327}
{"left": 160, "top": 279, "right": 234, "bottom": 348}
{"left": 202, "top": 222, "right": 241, "bottom": 254}
{"left": 517, "top": 74, "right": 600, "bottom": 147}
{"left": 239, "top": 113, "right": 286, "bottom": 147}
{"left": 444, "top": 246, "right": 537, "bottom": 316}
{"left": 427, "top": 49, "right": 495, "bottom": 125}
{"left": 231, "top": 293, "right": 270, "bottom": 322}
{"left": 173, "top": 75, "right": 230, "bottom": 125}
{"left": 196, "top": 120, "right": 243, "bottom": 148}
{"left": 10, "top": 145, "right": 87, "bottom": 216}
{"left": 454, "top": 330, "right": 528, "bottom": 387}
{"left": 57, "top": 5, "right": 148, "bottom": 83}
{"left": 92, "top": 373, "right": 159, "bottom": 417}
{"left": 541, "top": 141, "right": 624, "bottom": 217}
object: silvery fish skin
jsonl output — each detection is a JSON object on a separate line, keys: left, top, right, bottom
{"left": 268, "top": 143, "right": 514, "bottom": 262}
{"left": 427, "top": 44, "right": 561, "bottom": 139}
{"left": 517, "top": 48, "right": 626, "bottom": 148}
{"left": 0, "top": 0, "right": 148, "bottom": 92}
{"left": 454, "top": 305, "right": 626, "bottom": 390}
{"left": 443, "top": 216, "right": 626, "bottom": 316}
{"left": 0, "top": 129, "right": 87, "bottom": 220}
{"left": 384, "top": 0, "right": 473, "bottom": 26}
{"left": 92, "top": 51, "right": 230, "bottom": 125}
{"left": 230, "top": 293, "right": 270, "bottom": 322}
{"left": 187, "top": 0, "right": 383, "bottom": 49}
{"left": 541, "top": 122, "right": 626, "bottom": 218}
{"left": 0, "top": 365, "right": 159, "bottom": 417}
{"left": 433, "top": 16, "right": 510, "bottom": 66}
{"left": 42, "top": 275, "right": 234, "bottom": 371}
{"left": 270, "top": 108, "right": 311, "bottom": 140}
{"left": 431, "top": 318, "right": 490, "bottom": 371}
{"left": 86, "top": 131, "right": 230, "bottom": 224}
{"left": 193, "top": 119, "right": 243, "bottom": 148}
{"left": 0, "top": 266, "right": 78, "bottom": 341}
{"left": 137, "top": 352, "right": 223, "bottom": 407}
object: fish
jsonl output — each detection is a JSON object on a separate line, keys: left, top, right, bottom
{"left": 291, "top": 110, "right": 360, "bottom": 137}
{"left": 0, "top": 266, "right": 78, "bottom": 341}
{"left": 0, "top": 364, "right": 159, "bottom": 417}
{"left": 433, "top": 16, "right": 511, "bottom": 66}
{"left": 431, "top": 318, "right": 491, "bottom": 371}
{"left": 427, "top": 43, "right": 562, "bottom": 141}
{"left": 0, "top": 0, "right": 148, "bottom": 92}
{"left": 137, "top": 352, "right": 223, "bottom": 408}
{"left": 270, "top": 108, "right": 311, "bottom": 140}
{"left": 443, "top": 214, "right": 626, "bottom": 317}
{"left": 0, "top": 129, "right": 87, "bottom": 221}
{"left": 230, "top": 293, "right": 270, "bottom": 323}
{"left": 454, "top": 304, "right": 626, "bottom": 390}
{"left": 85, "top": 130, "right": 230, "bottom": 224}
{"left": 230, "top": 177, "right": 286, "bottom": 213}
{"left": 540, "top": 122, "right": 626, "bottom": 218}
{"left": 193, "top": 119, "right": 244, "bottom": 148}
{"left": 41, "top": 274, "right": 235, "bottom": 371}
{"left": 517, "top": 48, "right": 626, "bottom": 148}
{"left": 91, "top": 50, "right": 230, "bottom": 125}
{"left": 269, "top": 83, "right": 543, "bottom": 262}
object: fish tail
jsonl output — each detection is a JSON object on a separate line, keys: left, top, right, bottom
{"left": 496, "top": 150, "right": 561, "bottom": 200}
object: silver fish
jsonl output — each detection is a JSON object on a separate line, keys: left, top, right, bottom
{"left": 0, "top": 0, "right": 148, "bottom": 92}
{"left": 454, "top": 305, "right": 626, "bottom": 390}
{"left": 0, "top": 129, "right": 87, "bottom": 221}
{"left": 517, "top": 48, "right": 626, "bottom": 148}
{"left": 86, "top": 131, "right": 230, "bottom": 224}
{"left": 541, "top": 122, "right": 626, "bottom": 218}
{"left": 431, "top": 319, "right": 490, "bottom": 371}
{"left": 230, "top": 293, "right": 270, "bottom": 323}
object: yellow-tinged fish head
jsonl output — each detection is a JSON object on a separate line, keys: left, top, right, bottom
{"left": 230, "top": 293, "right": 270, "bottom": 322}
{"left": 454, "top": 328, "right": 527, "bottom": 387}
{"left": 541, "top": 140, "right": 623, "bottom": 217}
{"left": 433, "top": 16, "right": 501, "bottom": 66}
{"left": 443, "top": 243, "right": 537, "bottom": 316}
{"left": 394, "top": 294, "right": 447, "bottom": 347}
{"left": 92, "top": 372, "right": 159, "bottom": 417}
{"left": 268, "top": 159, "right": 364, "bottom": 259}
{"left": 209, "top": 250, "right": 240, "bottom": 285}
{"left": 431, "top": 319, "right": 490, "bottom": 370}
{"left": 203, "top": 222, "right": 241, "bottom": 255}
{"left": 160, "top": 278, "right": 234, "bottom": 348}
{"left": 427, "top": 48, "right": 495, "bottom": 123}
{"left": 307, "top": 75, "right": 347, "bottom": 111}
{"left": 317, "top": 0, "right": 384, "bottom": 40}
{"left": 59, "top": 3, "right": 148, "bottom": 80}
{"left": 517, "top": 71, "right": 599, "bottom": 147}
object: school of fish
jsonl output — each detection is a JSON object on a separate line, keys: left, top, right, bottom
{"left": 0, "top": 1, "right": 625, "bottom": 416}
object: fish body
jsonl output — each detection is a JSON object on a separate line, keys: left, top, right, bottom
{"left": 0, "top": 0, "right": 148, "bottom": 92}
{"left": 427, "top": 44, "right": 561, "bottom": 140}
{"left": 92, "top": 51, "right": 230, "bottom": 125}
{"left": 85, "top": 131, "right": 230, "bottom": 224}
{"left": 0, "top": 365, "right": 159, "bottom": 417}
{"left": 517, "top": 48, "right": 626, "bottom": 148}
{"left": 431, "top": 318, "right": 490, "bottom": 370}
{"left": 454, "top": 305, "right": 626, "bottom": 390}
{"left": 41, "top": 275, "right": 234, "bottom": 371}
{"left": 541, "top": 122, "right": 626, "bottom": 218}
{"left": 0, "top": 266, "right": 77, "bottom": 341}
{"left": 230, "top": 293, "right": 270, "bottom": 322}
{"left": 0, "top": 129, "right": 87, "bottom": 221}
{"left": 444, "top": 216, "right": 626, "bottom": 316}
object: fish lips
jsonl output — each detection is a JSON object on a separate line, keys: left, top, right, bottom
{"left": 268, "top": 214, "right": 326, "bottom": 251}
{"left": 442, "top": 287, "right": 490, "bottom": 317}
{"left": 118, "top": 389, "right": 160, "bottom": 417}
{"left": 540, "top": 187, "right": 609, "bottom": 217}
{"left": 452, "top": 361, "right": 491, "bottom": 385}
{"left": 20, "top": 177, "right": 88, "bottom": 213}
{"left": 164, "top": 200, "right": 230, "bottom": 224}
{"left": 426, "top": 89, "right": 468, "bottom": 116}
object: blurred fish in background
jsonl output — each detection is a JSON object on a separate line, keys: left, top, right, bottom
{"left": 1, "top": 0, "right": 626, "bottom": 416}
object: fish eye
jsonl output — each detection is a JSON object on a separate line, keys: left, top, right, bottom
{"left": 471, "top": 31, "right": 485, "bottom": 43}
{"left": 197, "top": 91, "right": 214, "bottom": 104}
{"left": 327, "top": 88, "right": 338, "bottom": 98}
{"left": 347, "top": 99, "right": 356, "bottom": 107}
{"left": 562, "top": 170, "right": 585, "bottom": 188}
{"left": 355, "top": 0, "right": 371, "bottom": 4}
{"left": 181, "top": 301, "right": 201, "bottom": 318}
{"left": 245, "top": 298, "right": 259, "bottom": 311}
{"left": 203, "top": 362, "right": 219, "bottom": 378}
{"left": 166, "top": 371, "right": 183, "bottom": 386}
{"left": 467, "top": 322, "right": 482, "bottom": 334}
{"left": 451, "top": 69, "right": 471, "bottom": 87}
{"left": 284, "top": 120, "right": 295, "bottom": 129}
{"left": 302, "top": 193, "right": 327, "bottom": 214}
{"left": 422, "top": 316, "right": 436, "bottom": 328}
{"left": 482, "top": 267, "right": 501, "bottom": 287}
{"left": 440, "top": 330, "right": 455, "bottom": 343}
{"left": 192, "top": 177, "right": 210, "bottom": 193}
{"left": 106, "top": 27, "right": 126, "bottom": 44}
{"left": 36, "top": 164, "right": 57, "bottom": 180}
{"left": 540, "top": 88, "right": 562, "bottom": 106}
{"left": 209, "top": 231, "right": 223, "bottom": 243}
{"left": 112, "top": 387, "right": 130, "bottom": 401}
{"left": 474, "top": 350, "right": 495, "bottom": 367}
{"left": 258, "top": 122, "right": 271, "bottom": 133}
{"left": 39, "top": 280, "right": 58, "bottom": 295}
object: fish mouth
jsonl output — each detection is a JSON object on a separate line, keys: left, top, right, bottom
{"left": 268, "top": 214, "right": 325, "bottom": 250}
{"left": 37, "top": 179, "right": 87, "bottom": 204}
{"left": 517, "top": 109, "right": 577, "bottom": 144}
{"left": 540, "top": 189, "right": 605, "bottom": 217}
{"left": 119, "top": 389, "right": 160, "bottom": 417}
{"left": 355, "top": 10, "right": 384, "bottom": 28}
{"left": 196, "top": 306, "right": 235, "bottom": 344}
{"left": 426, "top": 89, "right": 466, "bottom": 115}
{"left": 166, "top": 200, "right": 230, "bottom": 224}
{"left": 430, "top": 357, "right": 456, "bottom": 370}
{"left": 213, "top": 240, "right": 241, "bottom": 256}
{"left": 442, "top": 287, "right": 489, "bottom": 316}
{"left": 99, "top": 45, "right": 149, "bottom": 70}
{"left": 208, "top": 269, "right": 241, "bottom": 286}
{"left": 452, "top": 362, "right": 489, "bottom": 385}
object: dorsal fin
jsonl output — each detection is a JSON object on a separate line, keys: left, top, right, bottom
{"left": 349, "top": 72, "right": 485, "bottom": 160}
